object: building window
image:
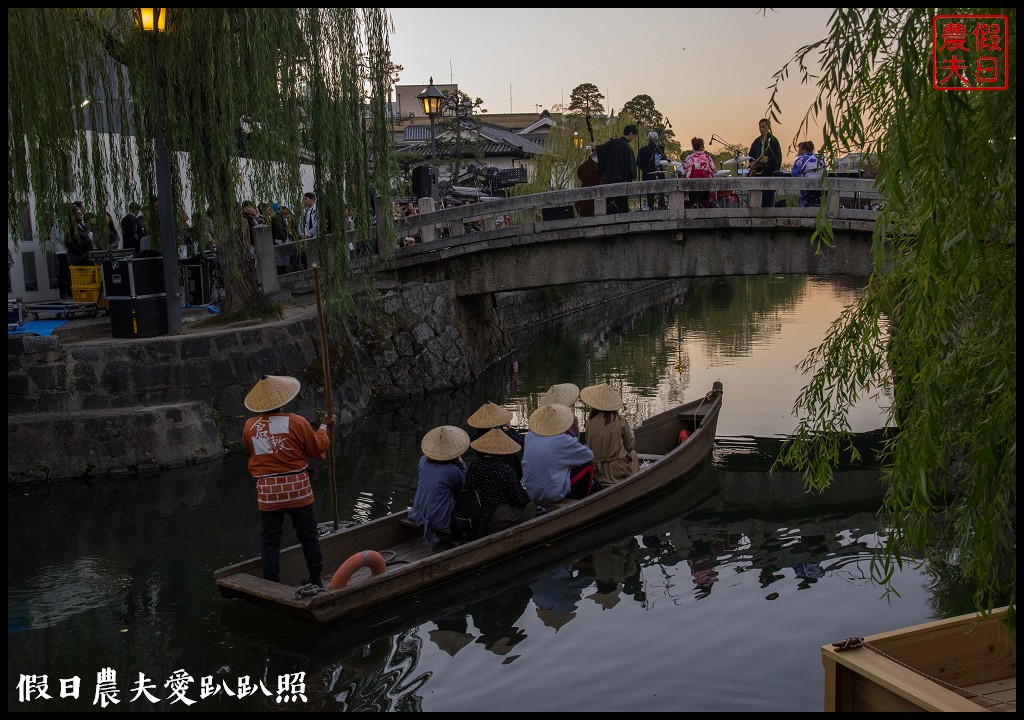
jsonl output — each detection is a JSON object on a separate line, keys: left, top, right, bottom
{"left": 21, "top": 251, "right": 38, "bottom": 292}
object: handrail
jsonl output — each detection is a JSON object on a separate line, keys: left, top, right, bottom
{"left": 387, "top": 177, "right": 880, "bottom": 245}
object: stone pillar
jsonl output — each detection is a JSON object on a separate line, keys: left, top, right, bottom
{"left": 253, "top": 225, "right": 279, "bottom": 294}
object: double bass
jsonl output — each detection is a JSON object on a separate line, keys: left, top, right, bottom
{"left": 575, "top": 115, "right": 601, "bottom": 218}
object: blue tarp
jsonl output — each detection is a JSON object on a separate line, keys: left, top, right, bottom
{"left": 8, "top": 320, "right": 67, "bottom": 337}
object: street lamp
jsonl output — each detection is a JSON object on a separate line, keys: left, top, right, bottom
{"left": 134, "top": 7, "right": 181, "bottom": 334}
{"left": 417, "top": 77, "right": 445, "bottom": 202}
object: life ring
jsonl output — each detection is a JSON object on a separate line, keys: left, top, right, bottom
{"left": 329, "top": 550, "right": 387, "bottom": 590}
{"left": 678, "top": 429, "right": 691, "bottom": 444}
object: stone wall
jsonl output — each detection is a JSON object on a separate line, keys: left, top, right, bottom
{"left": 7, "top": 281, "right": 487, "bottom": 484}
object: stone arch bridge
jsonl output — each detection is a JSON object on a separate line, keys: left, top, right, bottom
{"left": 362, "top": 177, "right": 883, "bottom": 298}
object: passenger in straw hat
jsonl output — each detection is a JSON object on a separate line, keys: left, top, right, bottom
{"left": 580, "top": 383, "right": 639, "bottom": 486}
{"left": 522, "top": 404, "right": 595, "bottom": 505}
{"left": 538, "top": 383, "right": 582, "bottom": 438}
{"left": 467, "top": 401, "right": 524, "bottom": 480}
{"left": 409, "top": 425, "right": 469, "bottom": 542}
{"left": 467, "top": 428, "right": 536, "bottom": 536}
{"left": 242, "top": 374, "right": 336, "bottom": 588}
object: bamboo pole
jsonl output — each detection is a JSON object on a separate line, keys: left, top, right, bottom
{"left": 311, "top": 263, "right": 338, "bottom": 531}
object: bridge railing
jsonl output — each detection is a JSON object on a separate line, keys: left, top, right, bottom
{"left": 387, "top": 177, "right": 881, "bottom": 247}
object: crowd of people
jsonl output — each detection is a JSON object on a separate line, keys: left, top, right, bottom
{"left": 586, "top": 118, "right": 820, "bottom": 211}
{"left": 407, "top": 380, "right": 643, "bottom": 546}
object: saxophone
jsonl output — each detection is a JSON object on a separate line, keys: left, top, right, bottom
{"left": 750, "top": 132, "right": 771, "bottom": 176}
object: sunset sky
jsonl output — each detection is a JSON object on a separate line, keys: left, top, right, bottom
{"left": 389, "top": 8, "right": 838, "bottom": 162}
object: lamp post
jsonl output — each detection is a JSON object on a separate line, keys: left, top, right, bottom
{"left": 417, "top": 77, "right": 445, "bottom": 202}
{"left": 134, "top": 7, "right": 181, "bottom": 334}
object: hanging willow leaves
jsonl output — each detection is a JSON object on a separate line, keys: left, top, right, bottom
{"left": 770, "top": 9, "right": 1015, "bottom": 633}
{"left": 8, "top": 8, "right": 398, "bottom": 326}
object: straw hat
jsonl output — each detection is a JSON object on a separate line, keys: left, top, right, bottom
{"left": 428, "top": 629, "right": 474, "bottom": 656}
{"left": 421, "top": 425, "right": 470, "bottom": 461}
{"left": 536, "top": 607, "right": 576, "bottom": 630}
{"left": 539, "top": 383, "right": 580, "bottom": 408}
{"left": 471, "top": 428, "right": 522, "bottom": 456}
{"left": 244, "top": 374, "right": 301, "bottom": 413}
{"left": 580, "top": 383, "right": 623, "bottom": 412}
{"left": 528, "top": 403, "right": 575, "bottom": 436}
{"left": 467, "top": 401, "right": 513, "bottom": 429}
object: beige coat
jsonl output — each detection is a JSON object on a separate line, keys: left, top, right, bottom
{"left": 585, "top": 412, "right": 639, "bottom": 485}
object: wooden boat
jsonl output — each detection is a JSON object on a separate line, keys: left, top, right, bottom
{"left": 215, "top": 381, "right": 723, "bottom": 624}
{"left": 821, "top": 605, "right": 1015, "bottom": 712}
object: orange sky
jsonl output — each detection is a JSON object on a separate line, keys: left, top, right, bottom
{"left": 389, "top": 8, "right": 837, "bottom": 163}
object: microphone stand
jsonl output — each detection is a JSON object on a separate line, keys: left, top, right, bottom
{"left": 710, "top": 134, "right": 747, "bottom": 177}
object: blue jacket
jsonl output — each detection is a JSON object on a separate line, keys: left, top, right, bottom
{"left": 522, "top": 432, "right": 594, "bottom": 504}
{"left": 408, "top": 455, "right": 466, "bottom": 540}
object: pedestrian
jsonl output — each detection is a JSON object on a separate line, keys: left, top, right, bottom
{"left": 298, "top": 192, "right": 319, "bottom": 241}
{"left": 595, "top": 124, "right": 639, "bottom": 214}
{"left": 50, "top": 216, "right": 72, "bottom": 299}
{"left": 120, "top": 202, "right": 147, "bottom": 254}
{"left": 636, "top": 130, "right": 667, "bottom": 210}
{"left": 67, "top": 205, "right": 94, "bottom": 266}
{"left": 242, "top": 374, "right": 334, "bottom": 588}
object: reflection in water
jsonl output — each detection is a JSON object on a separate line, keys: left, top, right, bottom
{"left": 301, "top": 465, "right": 910, "bottom": 711}
{"left": 307, "top": 630, "right": 429, "bottom": 711}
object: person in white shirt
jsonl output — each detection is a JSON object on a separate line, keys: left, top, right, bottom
{"left": 298, "top": 192, "right": 319, "bottom": 240}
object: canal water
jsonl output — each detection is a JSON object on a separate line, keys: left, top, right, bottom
{"left": 9, "top": 275, "right": 959, "bottom": 712}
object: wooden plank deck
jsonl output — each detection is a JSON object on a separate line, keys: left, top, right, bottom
{"left": 966, "top": 677, "right": 1016, "bottom": 712}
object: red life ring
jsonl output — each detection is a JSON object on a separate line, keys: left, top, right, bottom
{"left": 678, "top": 429, "right": 691, "bottom": 444}
{"left": 328, "top": 550, "right": 387, "bottom": 590}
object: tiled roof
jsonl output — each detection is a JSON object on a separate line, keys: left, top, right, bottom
{"left": 395, "top": 120, "right": 545, "bottom": 159}
{"left": 477, "top": 123, "right": 546, "bottom": 155}
{"left": 404, "top": 125, "right": 433, "bottom": 141}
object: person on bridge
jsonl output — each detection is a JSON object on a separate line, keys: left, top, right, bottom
{"left": 791, "top": 140, "right": 821, "bottom": 207}
{"left": 682, "top": 137, "right": 717, "bottom": 209}
{"left": 636, "top": 130, "right": 667, "bottom": 210}
{"left": 596, "top": 124, "right": 638, "bottom": 214}
{"left": 748, "top": 118, "right": 782, "bottom": 208}
{"left": 242, "top": 374, "right": 334, "bottom": 588}
{"left": 580, "top": 383, "right": 638, "bottom": 486}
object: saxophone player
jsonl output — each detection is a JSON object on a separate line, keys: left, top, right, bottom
{"left": 749, "top": 118, "right": 782, "bottom": 207}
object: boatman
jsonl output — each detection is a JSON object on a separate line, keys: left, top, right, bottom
{"left": 242, "top": 374, "right": 335, "bottom": 588}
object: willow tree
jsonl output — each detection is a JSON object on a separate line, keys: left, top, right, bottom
{"left": 771, "top": 9, "right": 1015, "bottom": 631}
{"left": 7, "top": 8, "right": 399, "bottom": 323}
